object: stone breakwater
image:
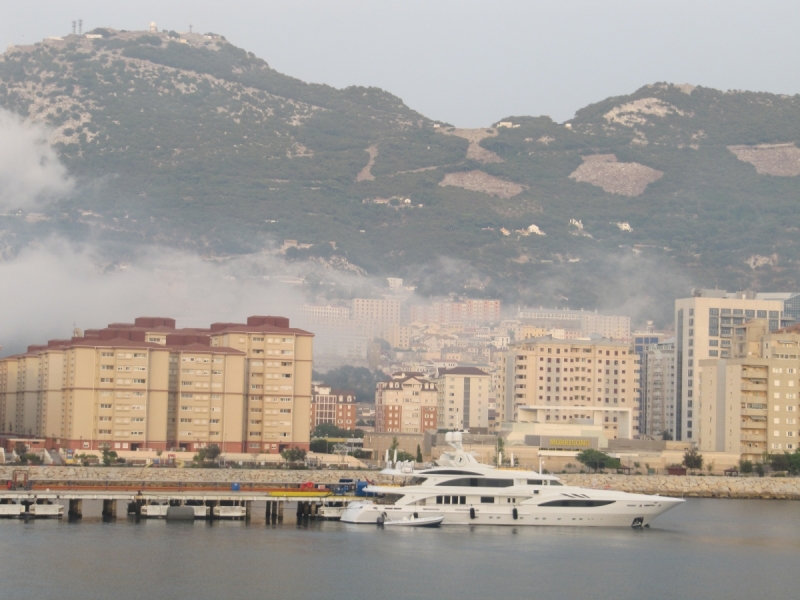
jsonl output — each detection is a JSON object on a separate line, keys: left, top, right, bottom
{"left": 0, "top": 466, "right": 393, "bottom": 486}
{"left": 2, "top": 467, "right": 799, "bottom": 499}
{"left": 560, "top": 474, "right": 800, "bottom": 500}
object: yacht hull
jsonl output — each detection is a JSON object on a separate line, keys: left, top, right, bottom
{"left": 341, "top": 498, "right": 681, "bottom": 528}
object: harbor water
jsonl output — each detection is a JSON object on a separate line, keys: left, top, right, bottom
{"left": 0, "top": 498, "right": 798, "bottom": 600}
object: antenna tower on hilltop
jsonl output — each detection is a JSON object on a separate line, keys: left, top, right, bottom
{"left": 72, "top": 21, "right": 76, "bottom": 35}
{"left": 78, "top": 19, "right": 83, "bottom": 35}
{"left": 189, "top": 23, "right": 193, "bottom": 33}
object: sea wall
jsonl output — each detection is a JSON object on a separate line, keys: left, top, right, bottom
{"left": 559, "top": 474, "right": 800, "bottom": 500}
{"left": 2, "top": 467, "right": 800, "bottom": 499}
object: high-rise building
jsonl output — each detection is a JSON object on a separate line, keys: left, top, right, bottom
{"left": 633, "top": 325, "right": 667, "bottom": 435}
{"left": 673, "top": 290, "right": 792, "bottom": 441}
{"left": 498, "top": 337, "right": 640, "bottom": 440}
{"left": 698, "top": 320, "right": 800, "bottom": 461}
{"left": 641, "top": 339, "right": 676, "bottom": 438}
{"left": 375, "top": 372, "right": 438, "bottom": 434}
{"left": 434, "top": 367, "right": 491, "bottom": 431}
{"left": 0, "top": 316, "right": 313, "bottom": 454}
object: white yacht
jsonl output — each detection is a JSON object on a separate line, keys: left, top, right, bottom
{"left": 341, "top": 433, "right": 683, "bottom": 528}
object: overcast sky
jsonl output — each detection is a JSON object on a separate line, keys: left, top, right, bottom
{"left": 3, "top": 0, "right": 800, "bottom": 126}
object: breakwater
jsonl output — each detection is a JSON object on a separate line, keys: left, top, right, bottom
{"left": 2, "top": 467, "right": 799, "bottom": 499}
{"left": 560, "top": 474, "right": 800, "bottom": 499}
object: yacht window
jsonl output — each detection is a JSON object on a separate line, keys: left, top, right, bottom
{"left": 480, "top": 497, "right": 495, "bottom": 504}
{"left": 527, "top": 480, "right": 544, "bottom": 486}
{"left": 444, "top": 496, "right": 451, "bottom": 504}
{"left": 407, "top": 477, "right": 428, "bottom": 485}
{"left": 539, "top": 500, "right": 615, "bottom": 507}
{"left": 420, "top": 470, "right": 482, "bottom": 476}
{"left": 436, "top": 496, "right": 443, "bottom": 504}
{"left": 549, "top": 481, "right": 563, "bottom": 486}
{"left": 436, "top": 478, "right": 514, "bottom": 488}
{"left": 460, "top": 496, "right": 466, "bottom": 504}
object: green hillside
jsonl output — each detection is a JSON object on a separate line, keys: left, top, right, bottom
{"left": 2, "top": 29, "right": 800, "bottom": 323}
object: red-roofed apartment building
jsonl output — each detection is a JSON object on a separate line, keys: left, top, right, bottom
{"left": 0, "top": 316, "right": 313, "bottom": 454}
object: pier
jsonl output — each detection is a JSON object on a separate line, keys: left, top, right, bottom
{"left": 0, "top": 489, "right": 349, "bottom": 521}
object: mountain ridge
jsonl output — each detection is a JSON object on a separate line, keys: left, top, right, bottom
{"left": 2, "top": 29, "right": 800, "bottom": 324}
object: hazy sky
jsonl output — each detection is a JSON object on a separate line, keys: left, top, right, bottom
{"left": 3, "top": 0, "right": 800, "bottom": 127}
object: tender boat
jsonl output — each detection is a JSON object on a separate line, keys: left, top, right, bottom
{"left": 341, "top": 432, "right": 683, "bottom": 528}
{"left": 380, "top": 513, "right": 443, "bottom": 528}
{"left": 318, "top": 499, "right": 349, "bottom": 520}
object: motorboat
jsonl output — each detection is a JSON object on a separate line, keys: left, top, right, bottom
{"left": 341, "top": 432, "right": 683, "bottom": 528}
{"left": 379, "top": 513, "right": 443, "bottom": 528}
{"left": 318, "top": 499, "right": 349, "bottom": 520}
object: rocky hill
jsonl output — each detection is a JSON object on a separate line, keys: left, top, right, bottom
{"left": 2, "top": 29, "right": 800, "bottom": 322}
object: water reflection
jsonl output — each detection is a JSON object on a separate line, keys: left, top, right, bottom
{"left": 0, "top": 499, "right": 798, "bottom": 600}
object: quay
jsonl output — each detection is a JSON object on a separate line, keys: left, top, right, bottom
{"left": 0, "top": 489, "right": 356, "bottom": 521}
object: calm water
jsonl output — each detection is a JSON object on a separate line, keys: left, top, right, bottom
{"left": 1, "top": 499, "right": 799, "bottom": 600}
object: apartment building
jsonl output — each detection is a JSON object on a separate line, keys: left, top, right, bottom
{"left": 517, "top": 308, "right": 631, "bottom": 340}
{"left": 298, "top": 304, "right": 351, "bottom": 323}
{"left": 310, "top": 385, "right": 357, "bottom": 433}
{"left": 499, "top": 337, "right": 640, "bottom": 439}
{"left": 673, "top": 290, "right": 791, "bottom": 441}
{"left": 434, "top": 367, "right": 491, "bottom": 431}
{"left": 375, "top": 372, "right": 438, "bottom": 434}
{"left": 0, "top": 315, "right": 313, "bottom": 454}
{"left": 410, "top": 299, "right": 501, "bottom": 324}
{"left": 641, "top": 339, "right": 676, "bottom": 438}
{"left": 698, "top": 320, "right": 800, "bottom": 462}
{"left": 352, "top": 298, "right": 400, "bottom": 325}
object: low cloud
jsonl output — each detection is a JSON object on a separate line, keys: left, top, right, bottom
{"left": 0, "top": 108, "right": 74, "bottom": 210}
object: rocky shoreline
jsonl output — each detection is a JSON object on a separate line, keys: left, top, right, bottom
{"left": 2, "top": 467, "right": 799, "bottom": 499}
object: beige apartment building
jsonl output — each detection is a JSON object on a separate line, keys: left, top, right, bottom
{"left": 699, "top": 320, "right": 800, "bottom": 461}
{"left": 434, "top": 367, "right": 491, "bottom": 431}
{"left": 673, "top": 290, "right": 789, "bottom": 441}
{"left": 352, "top": 298, "right": 400, "bottom": 325}
{"left": 375, "top": 372, "right": 438, "bottom": 434}
{"left": 0, "top": 316, "right": 313, "bottom": 454}
{"left": 499, "top": 337, "right": 640, "bottom": 439}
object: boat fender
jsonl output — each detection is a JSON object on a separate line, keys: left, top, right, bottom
{"left": 469, "top": 507, "right": 476, "bottom": 519}
{"left": 377, "top": 512, "right": 386, "bottom": 526}
{"left": 512, "top": 508, "right": 518, "bottom": 520}
{"left": 413, "top": 512, "right": 419, "bottom": 519}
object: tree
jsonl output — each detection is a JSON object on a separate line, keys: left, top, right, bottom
{"left": 754, "top": 462, "right": 765, "bottom": 478}
{"left": 205, "top": 444, "right": 221, "bottom": 461}
{"left": 280, "top": 448, "right": 307, "bottom": 463}
{"left": 576, "top": 449, "right": 621, "bottom": 472}
{"left": 661, "top": 430, "right": 673, "bottom": 441}
{"left": 389, "top": 436, "right": 400, "bottom": 456}
{"left": 310, "top": 439, "right": 329, "bottom": 453}
{"left": 682, "top": 447, "right": 703, "bottom": 472}
{"left": 396, "top": 451, "right": 415, "bottom": 462}
{"left": 101, "top": 448, "right": 118, "bottom": 466}
{"left": 494, "top": 436, "right": 506, "bottom": 466}
{"left": 416, "top": 444, "right": 423, "bottom": 463}
{"left": 739, "top": 459, "right": 753, "bottom": 474}
{"left": 769, "top": 453, "right": 791, "bottom": 473}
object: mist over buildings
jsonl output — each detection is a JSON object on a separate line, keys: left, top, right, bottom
{"left": 0, "top": 107, "right": 691, "bottom": 357}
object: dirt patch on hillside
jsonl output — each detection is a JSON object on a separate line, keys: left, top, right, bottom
{"left": 439, "top": 170, "right": 526, "bottom": 198}
{"left": 569, "top": 154, "right": 663, "bottom": 196}
{"left": 728, "top": 143, "right": 800, "bottom": 176}
{"left": 356, "top": 145, "right": 378, "bottom": 181}
{"left": 440, "top": 128, "right": 504, "bottom": 163}
{"left": 604, "top": 97, "right": 686, "bottom": 127}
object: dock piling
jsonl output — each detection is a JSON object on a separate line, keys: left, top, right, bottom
{"left": 102, "top": 499, "right": 117, "bottom": 518}
{"left": 68, "top": 499, "right": 82, "bottom": 519}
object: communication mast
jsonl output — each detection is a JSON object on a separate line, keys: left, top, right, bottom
{"left": 72, "top": 21, "right": 76, "bottom": 35}
{"left": 189, "top": 23, "right": 193, "bottom": 33}
{"left": 78, "top": 19, "right": 83, "bottom": 35}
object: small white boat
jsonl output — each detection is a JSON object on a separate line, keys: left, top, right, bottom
{"left": 318, "top": 500, "right": 348, "bottom": 520}
{"left": 379, "top": 513, "right": 443, "bottom": 528}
